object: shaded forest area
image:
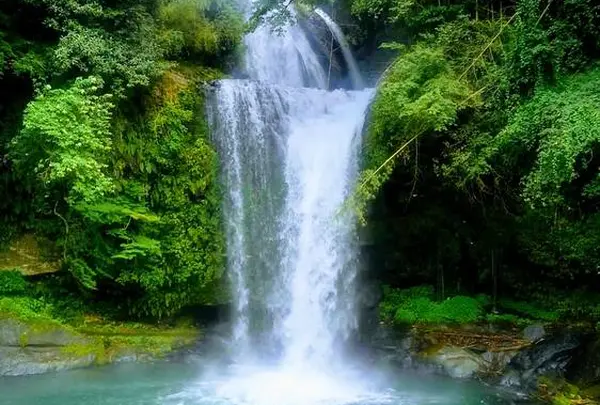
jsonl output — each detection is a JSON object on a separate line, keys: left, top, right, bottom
{"left": 347, "top": 0, "right": 600, "bottom": 325}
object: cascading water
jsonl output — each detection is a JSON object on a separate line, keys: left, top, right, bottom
{"left": 208, "top": 7, "right": 373, "bottom": 369}
{"left": 314, "top": 8, "right": 364, "bottom": 90}
{"left": 201, "top": 6, "right": 382, "bottom": 405}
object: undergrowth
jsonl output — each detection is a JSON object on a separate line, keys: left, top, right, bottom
{"left": 380, "top": 285, "right": 600, "bottom": 327}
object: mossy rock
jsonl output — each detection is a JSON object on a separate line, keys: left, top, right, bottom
{"left": 0, "top": 318, "right": 89, "bottom": 347}
{"left": 0, "top": 314, "right": 201, "bottom": 376}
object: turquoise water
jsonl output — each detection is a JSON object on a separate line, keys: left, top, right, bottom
{"left": 0, "top": 361, "right": 521, "bottom": 405}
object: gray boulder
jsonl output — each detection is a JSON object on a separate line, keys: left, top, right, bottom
{"left": 523, "top": 324, "right": 546, "bottom": 343}
{"left": 427, "top": 346, "right": 487, "bottom": 379}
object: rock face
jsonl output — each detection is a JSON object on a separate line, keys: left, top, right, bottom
{"left": 0, "top": 317, "right": 199, "bottom": 376}
{"left": 0, "top": 346, "right": 95, "bottom": 376}
{"left": 0, "top": 234, "right": 61, "bottom": 275}
{"left": 568, "top": 336, "right": 600, "bottom": 386}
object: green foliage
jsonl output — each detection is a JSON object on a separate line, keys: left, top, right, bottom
{"left": 0, "top": 296, "right": 61, "bottom": 323}
{"left": 355, "top": 0, "right": 600, "bottom": 312}
{"left": 0, "top": 271, "right": 28, "bottom": 294}
{"left": 350, "top": 43, "right": 477, "bottom": 224}
{"left": 11, "top": 76, "right": 114, "bottom": 203}
{"left": 486, "top": 68, "right": 600, "bottom": 209}
{"left": 485, "top": 313, "right": 530, "bottom": 327}
{"left": 158, "top": 0, "right": 243, "bottom": 61}
{"left": 0, "top": 0, "right": 241, "bottom": 320}
{"left": 351, "top": 0, "right": 464, "bottom": 39}
{"left": 498, "top": 299, "right": 559, "bottom": 322}
{"left": 54, "top": 25, "right": 165, "bottom": 93}
{"left": 380, "top": 286, "right": 483, "bottom": 325}
{"left": 461, "top": 67, "right": 600, "bottom": 273}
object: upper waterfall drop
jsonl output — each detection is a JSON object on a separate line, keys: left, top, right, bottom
{"left": 244, "top": 22, "right": 328, "bottom": 88}
{"left": 207, "top": 1, "right": 374, "bottom": 370}
{"left": 314, "top": 8, "right": 365, "bottom": 90}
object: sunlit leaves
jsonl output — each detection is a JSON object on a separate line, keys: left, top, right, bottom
{"left": 487, "top": 67, "right": 600, "bottom": 209}
{"left": 350, "top": 44, "right": 477, "bottom": 222}
{"left": 11, "top": 76, "right": 114, "bottom": 203}
{"left": 157, "top": 0, "right": 243, "bottom": 61}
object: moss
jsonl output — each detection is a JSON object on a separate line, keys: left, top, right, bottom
{"left": 61, "top": 340, "right": 105, "bottom": 362}
{"left": 537, "top": 377, "right": 591, "bottom": 405}
{"left": 582, "top": 384, "right": 600, "bottom": 399}
{"left": 0, "top": 295, "right": 199, "bottom": 368}
{"left": 60, "top": 324, "right": 198, "bottom": 365}
{"left": 18, "top": 332, "right": 28, "bottom": 348}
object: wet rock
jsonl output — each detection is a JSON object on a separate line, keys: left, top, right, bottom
{"left": 482, "top": 350, "right": 518, "bottom": 375}
{"left": 523, "top": 324, "right": 546, "bottom": 343}
{"left": 426, "top": 346, "right": 486, "bottom": 379}
{"left": 0, "top": 346, "right": 95, "bottom": 376}
{"left": 504, "top": 333, "right": 582, "bottom": 389}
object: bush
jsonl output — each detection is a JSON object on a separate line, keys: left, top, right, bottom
{"left": 381, "top": 285, "right": 483, "bottom": 325}
{"left": 0, "top": 296, "right": 55, "bottom": 322}
{"left": 437, "top": 296, "right": 483, "bottom": 323}
{"left": 486, "top": 313, "right": 530, "bottom": 327}
{"left": 0, "top": 270, "right": 28, "bottom": 295}
{"left": 498, "top": 299, "right": 560, "bottom": 322}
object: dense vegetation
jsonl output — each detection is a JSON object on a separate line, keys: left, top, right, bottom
{"left": 2, "top": 0, "right": 600, "bottom": 330}
{"left": 342, "top": 0, "right": 600, "bottom": 326}
{"left": 0, "top": 0, "right": 243, "bottom": 319}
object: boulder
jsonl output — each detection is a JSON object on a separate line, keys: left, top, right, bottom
{"left": 0, "top": 318, "right": 89, "bottom": 347}
{"left": 0, "top": 346, "right": 95, "bottom": 376}
{"left": 523, "top": 324, "right": 546, "bottom": 343}
{"left": 426, "top": 346, "right": 486, "bottom": 379}
{"left": 481, "top": 350, "right": 518, "bottom": 375}
{"left": 0, "top": 319, "right": 96, "bottom": 376}
{"left": 503, "top": 332, "right": 582, "bottom": 388}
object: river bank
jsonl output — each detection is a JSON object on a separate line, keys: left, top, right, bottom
{"left": 0, "top": 296, "right": 200, "bottom": 376}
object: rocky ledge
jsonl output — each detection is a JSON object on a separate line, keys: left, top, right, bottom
{"left": 0, "top": 317, "right": 199, "bottom": 376}
{"left": 368, "top": 323, "right": 600, "bottom": 402}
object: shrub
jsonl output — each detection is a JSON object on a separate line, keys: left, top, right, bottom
{"left": 382, "top": 285, "right": 483, "bottom": 325}
{"left": 0, "top": 270, "right": 28, "bottom": 295}
{"left": 437, "top": 296, "right": 483, "bottom": 323}
{"left": 498, "top": 299, "right": 560, "bottom": 322}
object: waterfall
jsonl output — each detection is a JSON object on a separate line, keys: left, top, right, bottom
{"left": 314, "top": 8, "right": 364, "bottom": 90}
{"left": 207, "top": 6, "right": 373, "bottom": 368}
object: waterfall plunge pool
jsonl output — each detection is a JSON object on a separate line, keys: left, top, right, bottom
{"left": 0, "top": 360, "right": 529, "bottom": 405}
